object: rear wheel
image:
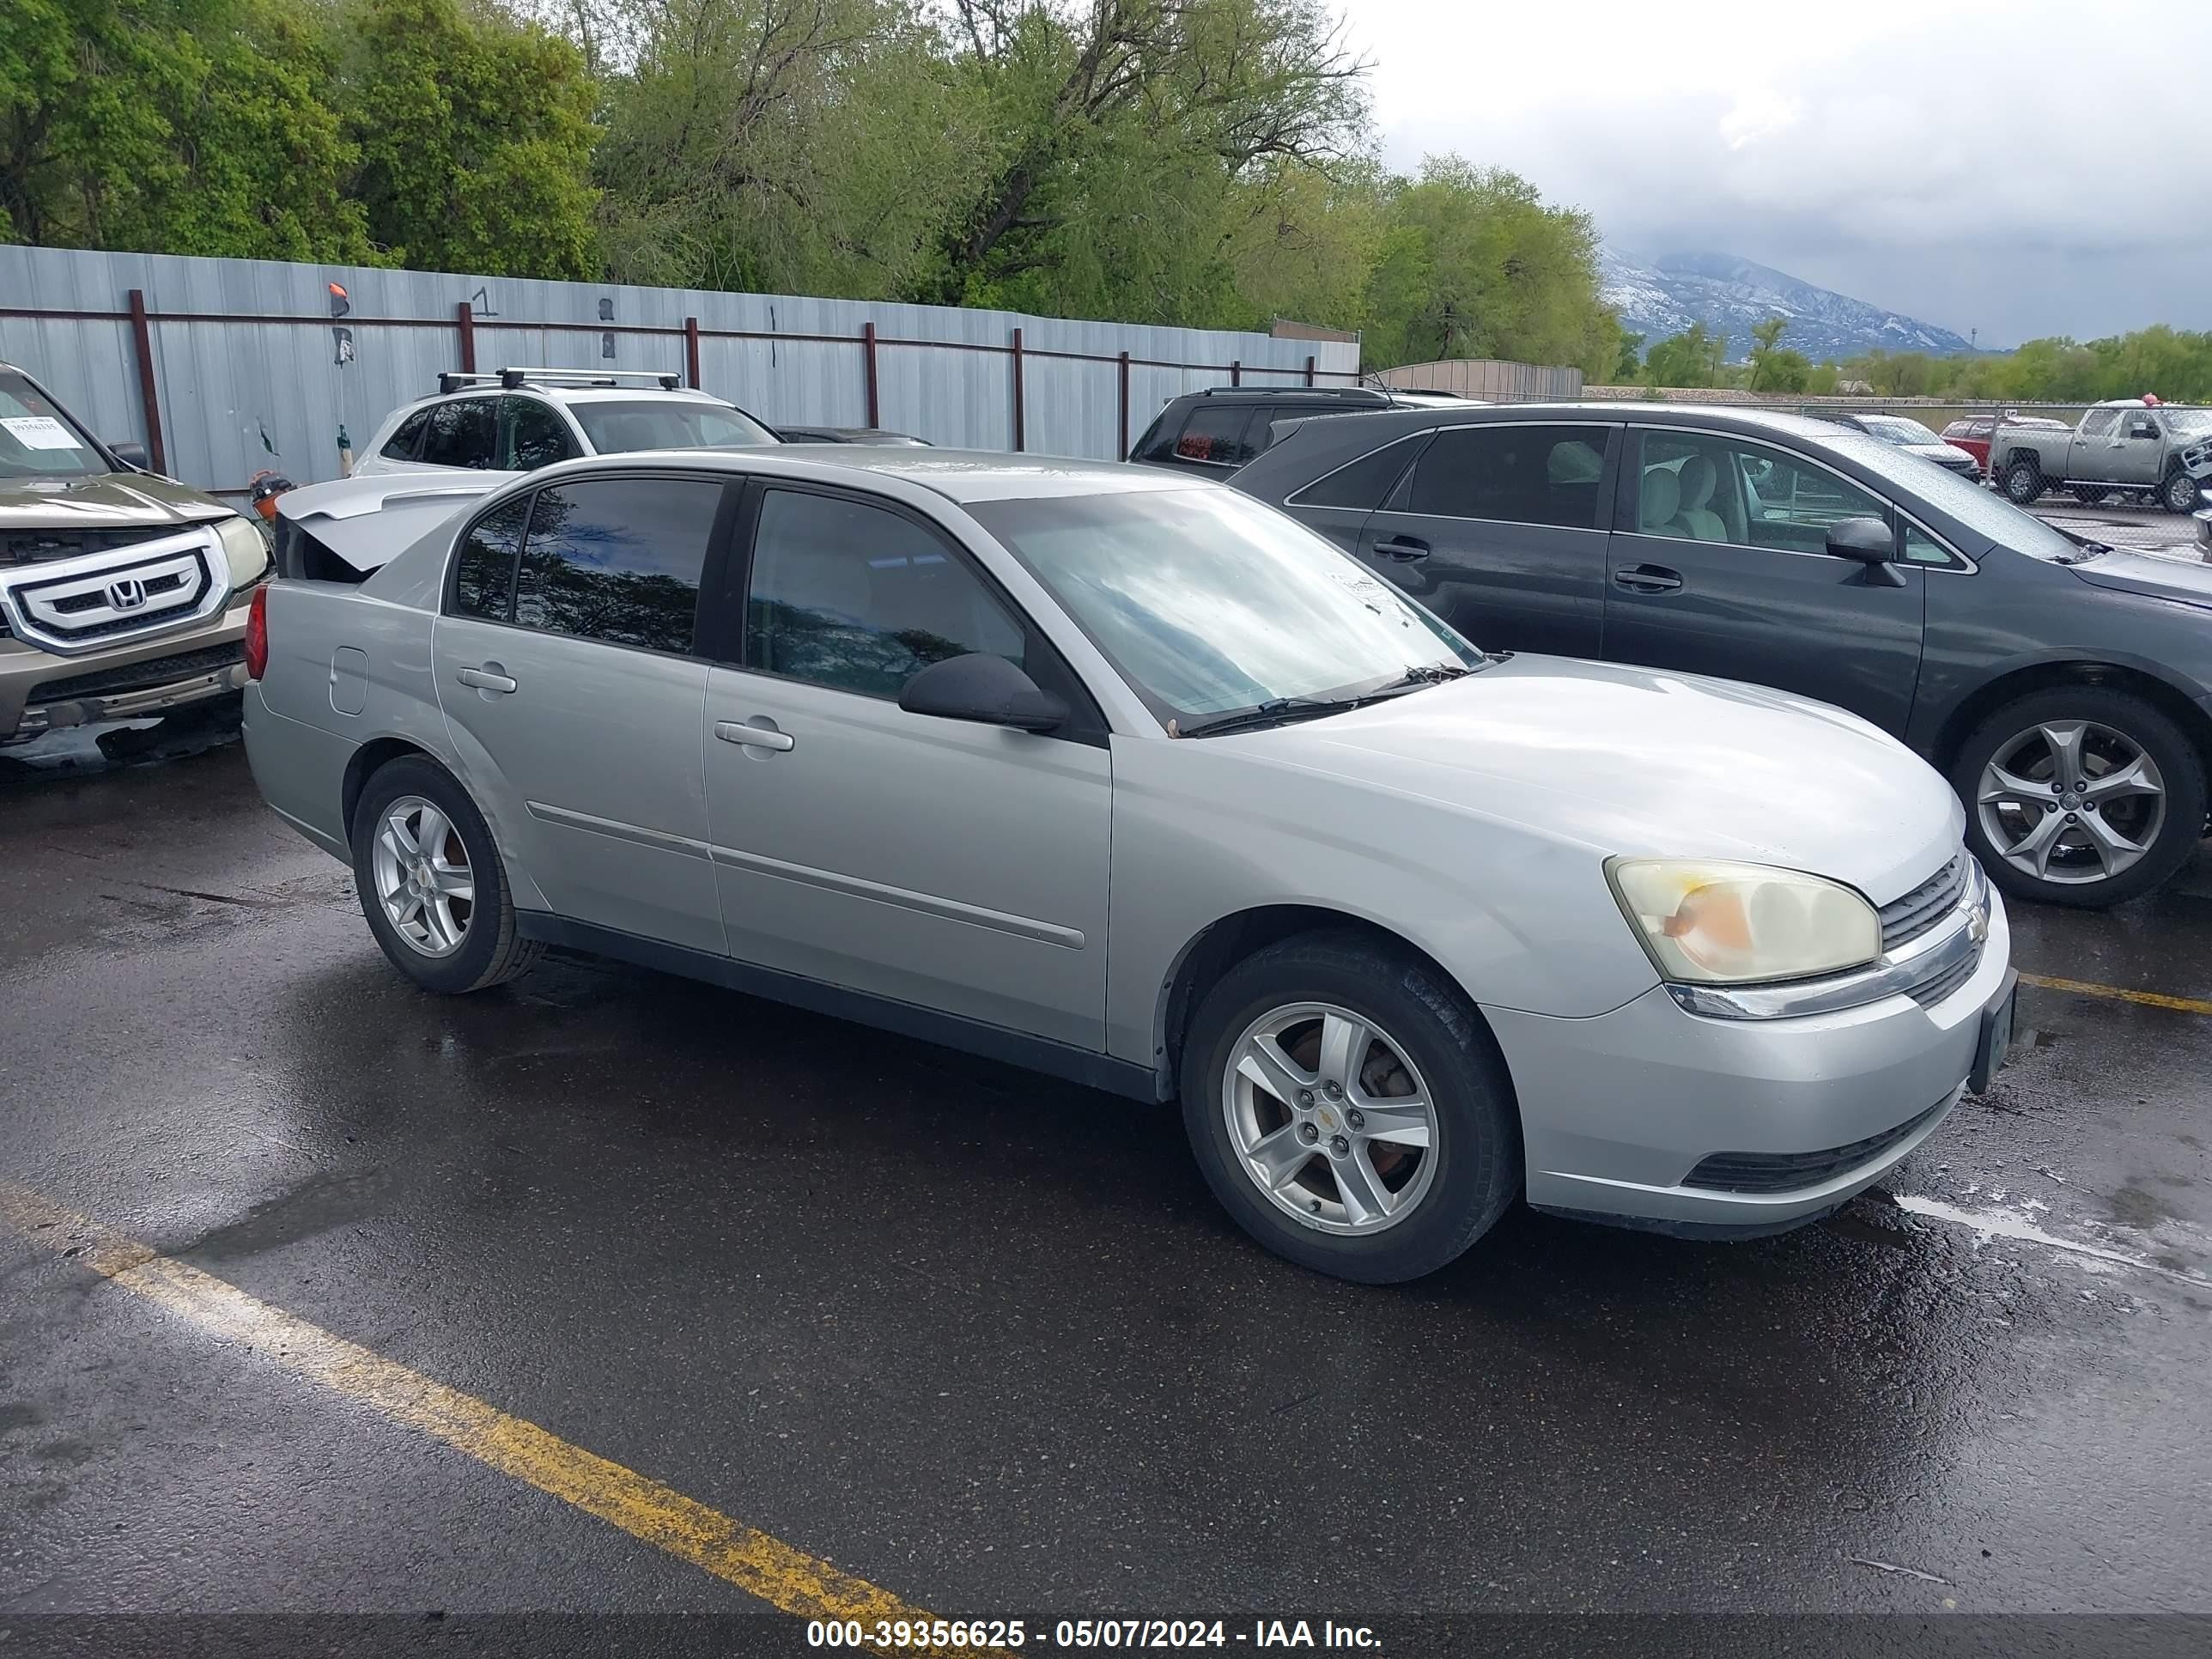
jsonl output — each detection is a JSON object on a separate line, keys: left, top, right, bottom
{"left": 1180, "top": 933, "right": 1520, "bottom": 1283}
{"left": 2002, "top": 458, "right": 2045, "bottom": 504}
{"left": 1952, "top": 688, "right": 2206, "bottom": 908}
{"left": 350, "top": 755, "right": 542, "bottom": 993}
{"left": 2162, "top": 467, "right": 2201, "bottom": 515}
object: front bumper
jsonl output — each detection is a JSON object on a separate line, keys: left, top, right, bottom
{"left": 1486, "top": 889, "right": 2010, "bottom": 1234}
{"left": 0, "top": 593, "right": 255, "bottom": 741}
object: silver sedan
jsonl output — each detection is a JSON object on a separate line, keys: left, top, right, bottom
{"left": 241, "top": 449, "right": 2015, "bottom": 1282}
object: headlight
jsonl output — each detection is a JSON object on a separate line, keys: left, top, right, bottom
{"left": 1606, "top": 858, "right": 1880, "bottom": 985}
{"left": 214, "top": 514, "right": 273, "bottom": 586}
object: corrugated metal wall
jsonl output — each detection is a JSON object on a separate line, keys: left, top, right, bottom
{"left": 0, "top": 246, "right": 1362, "bottom": 494}
{"left": 1377, "top": 358, "right": 1585, "bottom": 402}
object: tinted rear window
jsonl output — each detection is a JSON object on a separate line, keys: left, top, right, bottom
{"left": 1402, "top": 425, "right": 1611, "bottom": 528}
{"left": 380, "top": 408, "right": 432, "bottom": 461}
{"left": 453, "top": 495, "right": 530, "bottom": 620}
{"left": 420, "top": 398, "right": 497, "bottom": 469}
{"left": 1290, "top": 433, "right": 1431, "bottom": 511}
{"left": 513, "top": 477, "right": 721, "bottom": 653}
{"left": 1174, "top": 405, "right": 1256, "bottom": 467}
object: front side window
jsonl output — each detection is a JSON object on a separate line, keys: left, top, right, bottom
{"left": 745, "top": 489, "right": 1024, "bottom": 699}
{"left": 453, "top": 495, "right": 531, "bottom": 619}
{"left": 570, "top": 399, "right": 777, "bottom": 454}
{"left": 1402, "top": 424, "right": 1611, "bottom": 528}
{"left": 1637, "top": 432, "right": 1888, "bottom": 551}
{"left": 420, "top": 398, "right": 498, "bottom": 469}
{"left": 967, "top": 487, "right": 1479, "bottom": 724}
{"left": 380, "top": 408, "right": 433, "bottom": 461}
{"left": 1174, "top": 405, "right": 1255, "bottom": 467}
{"left": 504, "top": 398, "right": 578, "bottom": 470}
{"left": 513, "top": 477, "right": 720, "bottom": 653}
{"left": 0, "top": 370, "right": 106, "bottom": 481}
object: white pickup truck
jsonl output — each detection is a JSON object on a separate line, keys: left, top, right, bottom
{"left": 1996, "top": 398, "right": 2212, "bottom": 514}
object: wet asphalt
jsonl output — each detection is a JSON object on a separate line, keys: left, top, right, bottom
{"left": 1, "top": 732, "right": 2208, "bottom": 1654}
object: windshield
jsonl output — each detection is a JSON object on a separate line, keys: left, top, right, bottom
{"left": 1820, "top": 430, "right": 2089, "bottom": 561}
{"left": 572, "top": 399, "right": 778, "bottom": 453}
{"left": 0, "top": 371, "right": 108, "bottom": 481}
{"left": 1861, "top": 416, "right": 1942, "bottom": 447}
{"left": 966, "top": 487, "right": 1480, "bottom": 725}
{"left": 2162, "top": 409, "right": 2212, "bottom": 440}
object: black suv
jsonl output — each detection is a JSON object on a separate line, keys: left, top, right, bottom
{"left": 1233, "top": 402, "right": 2212, "bottom": 910}
{"left": 1130, "top": 386, "right": 1475, "bottom": 478}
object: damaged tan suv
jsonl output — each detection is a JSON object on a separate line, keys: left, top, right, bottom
{"left": 0, "top": 361, "right": 270, "bottom": 749}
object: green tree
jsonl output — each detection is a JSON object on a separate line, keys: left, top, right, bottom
{"left": 1613, "top": 331, "right": 1644, "bottom": 380}
{"left": 1747, "top": 315, "right": 1809, "bottom": 392}
{"left": 334, "top": 0, "right": 599, "bottom": 277}
{"left": 1643, "top": 322, "right": 1727, "bottom": 388}
{"left": 0, "top": 0, "right": 374, "bottom": 259}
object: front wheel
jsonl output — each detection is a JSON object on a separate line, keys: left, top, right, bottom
{"left": 1952, "top": 688, "right": 2206, "bottom": 908}
{"left": 1180, "top": 933, "right": 1521, "bottom": 1283}
{"left": 2162, "top": 467, "right": 2202, "bottom": 515}
{"left": 2002, "top": 458, "right": 2045, "bottom": 504}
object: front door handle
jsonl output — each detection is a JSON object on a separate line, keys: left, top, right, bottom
{"left": 456, "top": 665, "right": 518, "bottom": 693}
{"left": 1613, "top": 564, "right": 1684, "bottom": 594}
{"left": 1375, "top": 535, "right": 1431, "bottom": 562}
{"left": 715, "top": 720, "right": 795, "bottom": 753}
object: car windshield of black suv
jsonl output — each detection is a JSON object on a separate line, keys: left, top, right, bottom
{"left": 570, "top": 399, "right": 778, "bottom": 453}
{"left": 969, "top": 485, "right": 1481, "bottom": 726}
{"left": 0, "top": 372, "right": 106, "bottom": 481}
{"left": 1820, "top": 429, "right": 2091, "bottom": 562}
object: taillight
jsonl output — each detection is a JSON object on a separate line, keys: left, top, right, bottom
{"left": 244, "top": 585, "right": 269, "bottom": 681}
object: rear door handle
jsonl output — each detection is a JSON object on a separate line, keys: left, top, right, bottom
{"left": 715, "top": 720, "right": 794, "bottom": 753}
{"left": 456, "top": 665, "right": 518, "bottom": 693}
{"left": 1374, "top": 536, "right": 1430, "bottom": 562}
{"left": 1613, "top": 564, "right": 1684, "bottom": 594}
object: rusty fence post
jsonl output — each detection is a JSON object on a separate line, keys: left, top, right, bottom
{"left": 862, "top": 322, "right": 880, "bottom": 428}
{"left": 685, "top": 317, "right": 702, "bottom": 389}
{"left": 126, "top": 289, "right": 168, "bottom": 476}
{"left": 1304, "top": 354, "right": 1316, "bottom": 387}
{"left": 1230, "top": 359, "right": 1241, "bottom": 387}
{"left": 457, "top": 301, "right": 477, "bottom": 373}
{"left": 1011, "top": 327, "right": 1025, "bottom": 453}
{"left": 1117, "top": 351, "right": 1131, "bottom": 461}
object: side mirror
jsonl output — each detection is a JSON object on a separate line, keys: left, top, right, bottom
{"left": 1826, "top": 516, "right": 1906, "bottom": 586}
{"left": 897, "top": 653, "right": 1066, "bottom": 733}
{"left": 108, "top": 440, "right": 149, "bottom": 471}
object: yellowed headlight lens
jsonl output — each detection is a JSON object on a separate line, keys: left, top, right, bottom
{"left": 1608, "top": 859, "right": 1881, "bottom": 985}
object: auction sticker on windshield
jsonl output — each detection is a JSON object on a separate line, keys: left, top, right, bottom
{"left": 1, "top": 416, "right": 76, "bottom": 449}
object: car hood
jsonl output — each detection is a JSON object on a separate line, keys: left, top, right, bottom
{"left": 276, "top": 471, "right": 515, "bottom": 572}
{"left": 2069, "top": 548, "right": 2212, "bottom": 608}
{"left": 0, "top": 471, "right": 232, "bottom": 529}
{"left": 1228, "top": 655, "right": 1963, "bottom": 903}
{"left": 1905, "top": 443, "right": 1976, "bottom": 467}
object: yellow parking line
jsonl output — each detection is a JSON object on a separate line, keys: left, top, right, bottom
{"left": 2019, "top": 972, "right": 2212, "bottom": 1017}
{"left": 0, "top": 1181, "right": 949, "bottom": 1637}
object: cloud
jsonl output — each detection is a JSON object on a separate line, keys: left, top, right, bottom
{"left": 1348, "top": 0, "right": 2212, "bottom": 346}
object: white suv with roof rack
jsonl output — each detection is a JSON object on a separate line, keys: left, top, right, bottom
{"left": 355, "top": 368, "right": 780, "bottom": 477}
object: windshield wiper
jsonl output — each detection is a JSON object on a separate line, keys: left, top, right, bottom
{"left": 1173, "top": 663, "right": 1478, "bottom": 739}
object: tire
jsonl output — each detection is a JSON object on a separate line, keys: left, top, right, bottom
{"left": 2162, "top": 467, "right": 2201, "bottom": 515}
{"left": 1951, "top": 687, "right": 2207, "bottom": 909}
{"left": 349, "top": 754, "right": 543, "bottom": 993}
{"left": 2002, "top": 457, "right": 2045, "bottom": 505}
{"left": 2072, "top": 484, "right": 2109, "bottom": 507}
{"left": 1179, "top": 931, "right": 1520, "bottom": 1283}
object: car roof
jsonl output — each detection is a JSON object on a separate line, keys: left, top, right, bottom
{"left": 520, "top": 447, "right": 1200, "bottom": 504}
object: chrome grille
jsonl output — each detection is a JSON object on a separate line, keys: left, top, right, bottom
{"left": 0, "top": 526, "right": 232, "bottom": 656}
{"left": 1878, "top": 854, "right": 1969, "bottom": 951}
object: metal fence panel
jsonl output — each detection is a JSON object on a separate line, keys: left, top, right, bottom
{"left": 0, "top": 246, "right": 1360, "bottom": 493}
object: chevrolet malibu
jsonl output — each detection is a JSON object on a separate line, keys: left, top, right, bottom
{"left": 240, "top": 450, "right": 2014, "bottom": 1282}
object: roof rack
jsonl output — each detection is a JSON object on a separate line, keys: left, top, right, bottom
{"left": 1198, "top": 385, "right": 1392, "bottom": 403}
{"left": 436, "top": 368, "right": 685, "bottom": 394}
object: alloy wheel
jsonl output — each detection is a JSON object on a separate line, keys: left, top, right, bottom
{"left": 1976, "top": 720, "right": 2166, "bottom": 886}
{"left": 371, "top": 794, "right": 476, "bottom": 956}
{"left": 1221, "top": 1001, "right": 1440, "bottom": 1236}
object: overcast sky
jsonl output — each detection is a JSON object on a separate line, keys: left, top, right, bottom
{"left": 1352, "top": 0, "right": 2210, "bottom": 349}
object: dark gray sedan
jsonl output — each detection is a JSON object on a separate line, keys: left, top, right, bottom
{"left": 1234, "top": 403, "right": 2212, "bottom": 909}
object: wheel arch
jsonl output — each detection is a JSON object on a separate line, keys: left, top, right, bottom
{"left": 342, "top": 735, "right": 443, "bottom": 838}
{"left": 1934, "top": 659, "right": 2212, "bottom": 782}
{"left": 1153, "top": 903, "right": 1516, "bottom": 1103}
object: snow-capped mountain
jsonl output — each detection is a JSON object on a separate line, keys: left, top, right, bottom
{"left": 1601, "top": 248, "right": 1973, "bottom": 362}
